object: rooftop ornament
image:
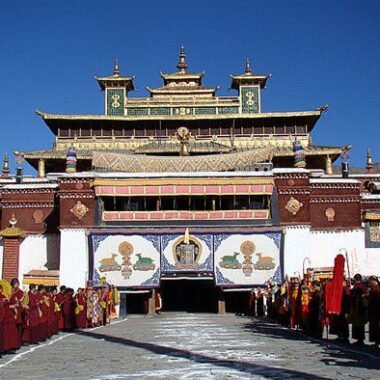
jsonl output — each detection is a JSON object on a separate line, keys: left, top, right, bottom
{"left": 177, "top": 45, "right": 188, "bottom": 73}
{"left": 1, "top": 153, "right": 10, "bottom": 178}
{"left": 14, "top": 150, "right": 24, "bottom": 184}
{"left": 0, "top": 213, "right": 26, "bottom": 238}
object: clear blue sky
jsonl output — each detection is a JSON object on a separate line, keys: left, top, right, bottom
{"left": 0, "top": 0, "right": 379, "bottom": 174}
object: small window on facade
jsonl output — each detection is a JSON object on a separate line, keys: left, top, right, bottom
{"left": 369, "top": 221, "right": 380, "bottom": 243}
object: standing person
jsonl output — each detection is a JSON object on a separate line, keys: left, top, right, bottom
{"left": 0, "top": 285, "right": 6, "bottom": 356}
{"left": 155, "top": 292, "right": 162, "bottom": 314}
{"left": 63, "top": 288, "right": 75, "bottom": 331}
{"left": 367, "top": 276, "right": 380, "bottom": 349}
{"left": 55, "top": 286, "right": 66, "bottom": 331}
{"left": 256, "top": 291, "right": 264, "bottom": 316}
{"left": 247, "top": 290, "right": 256, "bottom": 317}
{"left": 9, "top": 278, "right": 24, "bottom": 342}
{"left": 300, "top": 284, "right": 311, "bottom": 335}
{"left": 51, "top": 288, "right": 59, "bottom": 335}
{"left": 350, "top": 274, "right": 368, "bottom": 346}
{"left": 3, "top": 291, "right": 21, "bottom": 352}
{"left": 38, "top": 285, "right": 48, "bottom": 341}
{"left": 26, "top": 284, "right": 42, "bottom": 344}
{"left": 75, "top": 288, "right": 87, "bottom": 329}
{"left": 334, "top": 280, "right": 350, "bottom": 343}
{"left": 309, "top": 281, "right": 323, "bottom": 338}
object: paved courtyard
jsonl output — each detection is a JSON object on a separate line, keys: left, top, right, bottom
{"left": 1, "top": 313, "right": 379, "bottom": 379}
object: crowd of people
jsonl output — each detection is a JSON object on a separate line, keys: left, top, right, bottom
{"left": 0, "top": 278, "right": 119, "bottom": 357}
{"left": 248, "top": 273, "right": 380, "bottom": 348}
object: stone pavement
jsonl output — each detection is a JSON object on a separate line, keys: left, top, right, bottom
{"left": 1, "top": 313, "right": 380, "bottom": 379}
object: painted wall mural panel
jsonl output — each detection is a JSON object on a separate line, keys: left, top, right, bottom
{"left": 91, "top": 234, "right": 160, "bottom": 287}
{"left": 214, "top": 233, "right": 282, "bottom": 286}
{"left": 161, "top": 233, "right": 213, "bottom": 272}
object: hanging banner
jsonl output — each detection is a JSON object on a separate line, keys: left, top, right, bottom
{"left": 161, "top": 233, "right": 213, "bottom": 273}
{"left": 214, "top": 232, "right": 282, "bottom": 286}
{"left": 91, "top": 234, "right": 160, "bottom": 288}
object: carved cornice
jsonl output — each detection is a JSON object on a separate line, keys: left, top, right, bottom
{"left": 1, "top": 202, "right": 55, "bottom": 208}
{"left": 278, "top": 189, "right": 310, "bottom": 195}
{"left": 310, "top": 198, "right": 360, "bottom": 204}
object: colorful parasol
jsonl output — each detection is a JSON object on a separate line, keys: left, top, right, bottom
{"left": 0, "top": 279, "right": 12, "bottom": 297}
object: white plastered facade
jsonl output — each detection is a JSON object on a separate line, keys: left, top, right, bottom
{"left": 18, "top": 234, "right": 60, "bottom": 286}
{"left": 59, "top": 229, "right": 89, "bottom": 289}
{"left": 283, "top": 226, "right": 380, "bottom": 277}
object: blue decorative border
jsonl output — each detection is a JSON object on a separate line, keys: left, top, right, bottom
{"left": 215, "top": 267, "right": 235, "bottom": 285}
{"left": 141, "top": 268, "right": 160, "bottom": 287}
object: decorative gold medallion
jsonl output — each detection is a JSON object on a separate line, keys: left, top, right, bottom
{"left": 285, "top": 197, "right": 303, "bottom": 216}
{"left": 32, "top": 210, "right": 44, "bottom": 224}
{"left": 241, "top": 240, "right": 255, "bottom": 277}
{"left": 70, "top": 201, "right": 89, "bottom": 220}
{"left": 325, "top": 207, "right": 336, "bottom": 222}
{"left": 118, "top": 241, "right": 134, "bottom": 279}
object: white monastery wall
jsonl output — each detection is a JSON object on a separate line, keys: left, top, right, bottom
{"left": 283, "top": 226, "right": 380, "bottom": 277}
{"left": 18, "top": 234, "right": 60, "bottom": 284}
{"left": 60, "top": 229, "right": 88, "bottom": 289}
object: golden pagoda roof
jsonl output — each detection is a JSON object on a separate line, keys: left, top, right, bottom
{"left": 36, "top": 109, "right": 322, "bottom": 122}
{"left": 230, "top": 58, "right": 271, "bottom": 90}
{"left": 92, "top": 148, "right": 274, "bottom": 173}
{"left": 94, "top": 58, "right": 135, "bottom": 91}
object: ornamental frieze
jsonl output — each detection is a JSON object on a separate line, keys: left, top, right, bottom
{"left": 70, "top": 201, "right": 89, "bottom": 220}
{"left": 285, "top": 197, "right": 304, "bottom": 216}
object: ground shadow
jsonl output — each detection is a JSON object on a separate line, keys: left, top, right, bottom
{"left": 241, "top": 317, "right": 380, "bottom": 372}
{"left": 74, "top": 328, "right": 330, "bottom": 380}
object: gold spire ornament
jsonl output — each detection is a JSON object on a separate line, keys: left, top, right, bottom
{"left": 1, "top": 154, "right": 10, "bottom": 177}
{"left": 113, "top": 58, "right": 120, "bottom": 76}
{"left": 325, "top": 155, "right": 333, "bottom": 175}
{"left": 366, "top": 147, "right": 376, "bottom": 173}
{"left": 177, "top": 46, "right": 188, "bottom": 72}
{"left": 245, "top": 57, "right": 252, "bottom": 74}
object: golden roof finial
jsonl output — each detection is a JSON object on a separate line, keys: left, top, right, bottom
{"left": 177, "top": 45, "right": 188, "bottom": 73}
{"left": 113, "top": 58, "right": 120, "bottom": 76}
{"left": 245, "top": 57, "right": 252, "bottom": 74}
{"left": 366, "top": 147, "right": 375, "bottom": 173}
{"left": 1, "top": 153, "right": 10, "bottom": 177}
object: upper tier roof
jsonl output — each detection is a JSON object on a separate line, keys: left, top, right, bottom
{"left": 35, "top": 109, "right": 323, "bottom": 134}
{"left": 95, "top": 58, "right": 135, "bottom": 92}
{"left": 230, "top": 58, "right": 271, "bottom": 90}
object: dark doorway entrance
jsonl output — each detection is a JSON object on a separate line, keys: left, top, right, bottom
{"left": 125, "top": 292, "right": 150, "bottom": 314}
{"left": 161, "top": 279, "right": 218, "bottom": 313}
{"left": 224, "top": 291, "right": 251, "bottom": 314}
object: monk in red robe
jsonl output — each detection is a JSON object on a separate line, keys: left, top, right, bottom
{"left": 27, "top": 285, "right": 42, "bottom": 344}
{"left": 38, "top": 285, "right": 48, "bottom": 341}
{"left": 45, "top": 289, "right": 55, "bottom": 338}
{"left": 55, "top": 286, "right": 66, "bottom": 331}
{"left": 0, "top": 285, "right": 6, "bottom": 356}
{"left": 75, "top": 288, "right": 87, "bottom": 329}
{"left": 63, "top": 288, "right": 75, "bottom": 331}
{"left": 3, "top": 293, "right": 21, "bottom": 351}
{"left": 9, "top": 278, "right": 24, "bottom": 342}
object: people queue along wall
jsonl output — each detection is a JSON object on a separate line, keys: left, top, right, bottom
{"left": 0, "top": 278, "right": 119, "bottom": 356}
{"left": 248, "top": 274, "right": 380, "bottom": 348}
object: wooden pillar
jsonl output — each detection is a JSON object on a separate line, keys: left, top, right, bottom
{"left": 148, "top": 288, "right": 156, "bottom": 315}
{"left": 0, "top": 216, "right": 25, "bottom": 281}
{"left": 2, "top": 237, "right": 22, "bottom": 281}
{"left": 218, "top": 288, "right": 226, "bottom": 314}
